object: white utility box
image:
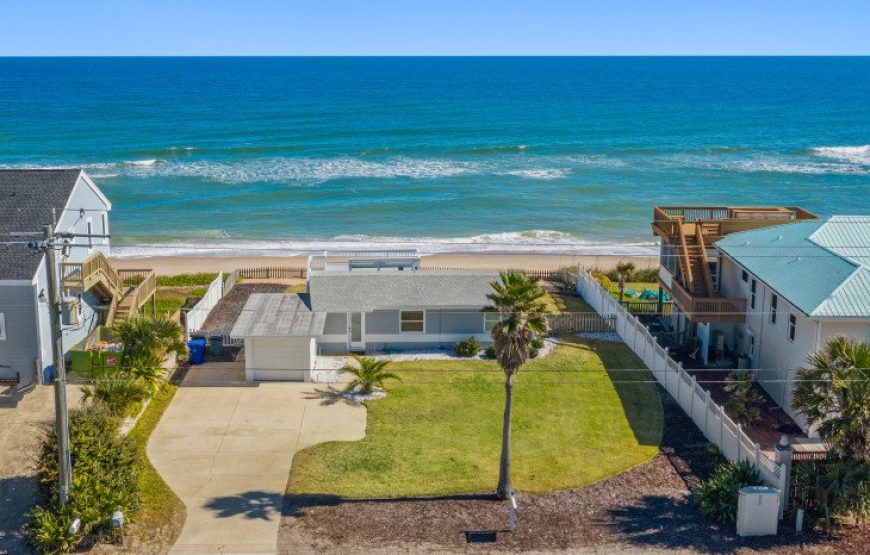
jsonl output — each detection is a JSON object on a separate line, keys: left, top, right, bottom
{"left": 736, "top": 486, "right": 780, "bottom": 536}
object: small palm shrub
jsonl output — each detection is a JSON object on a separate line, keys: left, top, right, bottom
{"left": 343, "top": 357, "right": 400, "bottom": 394}
{"left": 28, "top": 404, "right": 140, "bottom": 553}
{"left": 454, "top": 337, "right": 483, "bottom": 357}
{"left": 795, "top": 455, "right": 870, "bottom": 534}
{"left": 485, "top": 345, "right": 496, "bottom": 359}
{"left": 531, "top": 338, "right": 544, "bottom": 350}
{"left": 724, "top": 371, "right": 763, "bottom": 425}
{"left": 529, "top": 347, "right": 540, "bottom": 359}
{"left": 111, "top": 315, "right": 186, "bottom": 392}
{"left": 81, "top": 378, "right": 150, "bottom": 417}
{"left": 695, "top": 461, "right": 761, "bottom": 523}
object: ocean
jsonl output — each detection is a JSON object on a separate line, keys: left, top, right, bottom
{"left": 1, "top": 57, "right": 868, "bottom": 257}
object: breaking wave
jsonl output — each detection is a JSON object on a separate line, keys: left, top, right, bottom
{"left": 111, "top": 230, "right": 658, "bottom": 258}
{"left": 810, "top": 145, "right": 870, "bottom": 165}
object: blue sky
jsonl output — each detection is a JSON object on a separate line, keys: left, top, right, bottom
{"left": 3, "top": 0, "right": 868, "bottom": 55}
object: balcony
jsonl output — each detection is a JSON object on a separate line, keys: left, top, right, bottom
{"left": 653, "top": 205, "right": 816, "bottom": 245}
{"left": 665, "top": 277, "right": 746, "bottom": 324}
{"left": 60, "top": 252, "right": 156, "bottom": 324}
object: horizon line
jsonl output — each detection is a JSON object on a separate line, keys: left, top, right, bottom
{"left": 2, "top": 54, "right": 870, "bottom": 58}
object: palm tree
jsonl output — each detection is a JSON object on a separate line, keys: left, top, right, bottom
{"left": 614, "top": 261, "right": 635, "bottom": 303}
{"left": 111, "top": 315, "right": 186, "bottom": 391}
{"left": 342, "top": 357, "right": 400, "bottom": 394}
{"left": 795, "top": 454, "right": 870, "bottom": 534}
{"left": 486, "top": 271, "right": 549, "bottom": 499}
{"left": 793, "top": 336, "right": 870, "bottom": 462}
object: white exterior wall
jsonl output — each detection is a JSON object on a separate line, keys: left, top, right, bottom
{"left": 244, "top": 336, "right": 314, "bottom": 381}
{"left": 719, "top": 255, "right": 870, "bottom": 432}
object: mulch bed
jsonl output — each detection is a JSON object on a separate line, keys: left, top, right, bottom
{"left": 682, "top": 367, "right": 803, "bottom": 451}
{"left": 277, "top": 391, "right": 867, "bottom": 554}
{"left": 198, "top": 282, "right": 287, "bottom": 335}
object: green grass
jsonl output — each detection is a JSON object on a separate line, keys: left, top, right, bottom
{"left": 126, "top": 384, "right": 185, "bottom": 546}
{"left": 542, "top": 291, "right": 594, "bottom": 314}
{"left": 156, "top": 272, "right": 219, "bottom": 287}
{"left": 154, "top": 286, "right": 208, "bottom": 316}
{"left": 288, "top": 338, "right": 662, "bottom": 498}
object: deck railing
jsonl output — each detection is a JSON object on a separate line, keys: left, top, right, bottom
{"left": 667, "top": 278, "right": 746, "bottom": 324}
{"left": 61, "top": 251, "right": 123, "bottom": 297}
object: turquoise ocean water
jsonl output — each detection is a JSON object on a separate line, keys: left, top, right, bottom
{"left": 1, "top": 57, "right": 868, "bottom": 256}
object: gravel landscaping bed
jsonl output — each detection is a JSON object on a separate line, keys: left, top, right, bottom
{"left": 278, "top": 390, "right": 867, "bottom": 554}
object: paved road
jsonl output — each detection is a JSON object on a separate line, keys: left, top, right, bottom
{"left": 149, "top": 380, "right": 365, "bottom": 554}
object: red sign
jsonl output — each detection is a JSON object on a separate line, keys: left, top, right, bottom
{"left": 106, "top": 356, "right": 118, "bottom": 367}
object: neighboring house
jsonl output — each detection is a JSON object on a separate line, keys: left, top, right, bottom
{"left": 716, "top": 216, "right": 870, "bottom": 429}
{"left": 231, "top": 251, "right": 498, "bottom": 380}
{"left": 651, "top": 205, "right": 816, "bottom": 357}
{"left": 0, "top": 169, "right": 155, "bottom": 386}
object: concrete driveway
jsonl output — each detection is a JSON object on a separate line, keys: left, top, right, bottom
{"left": 148, "top": 382, "right": 365, "bottom": 554}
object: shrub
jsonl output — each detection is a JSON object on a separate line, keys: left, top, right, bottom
{"left": 531, "top": 338, "right": 544, "bottom": 350}
{"left": 724, "top": 371, "right": 763, "bottom": 425}
{"left": 485, "top": 345, "right": 496, "bottom": 359}
{"left": 81, "top": 378, "right": 150, "bottom": 418}
{"left": 695, "top": 461, "right": 761, "bottom": 523}
{"left": 342, "top": 357, "right": 400, "bottom": 394}
{"left": 529, "top": 347, "right": 539, "bottom": 359}
{"left": 155, "top": 272, "right": 219, "bottom": 287}
{"left": 454, "top": 337, "right": 483, "bottom": 358}
{"left": 111, "top": 315, "right": 186, "bottom": 392}
{"left": 592, "top": 271, "right": 615, "bottom": 291}
{"left": 795, "top": 455, "right": 870, "bottom": 534}
{"left": 633, "top": 267, "right": 659, "bottom": 282}
{"left": 28, "top": 404, "right": 140, "bottom": 553}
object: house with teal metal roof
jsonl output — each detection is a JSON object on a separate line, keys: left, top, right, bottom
{"left": 714, "top": 216, "right": 870, "bottom": 431}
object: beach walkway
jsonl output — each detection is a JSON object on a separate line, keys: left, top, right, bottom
{"left": 148, "top": 376, "right": 365, "bottom": 554}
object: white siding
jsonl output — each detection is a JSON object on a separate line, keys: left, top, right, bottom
{"left": 244, "top": 336, "right": 314, "bottom": 381}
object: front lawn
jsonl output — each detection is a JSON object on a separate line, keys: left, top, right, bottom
{"left": 288, "top": 338, "right": 662, "bottom": 498}
{"left": 541, "top": 291, "right": 595, "bottom": 314}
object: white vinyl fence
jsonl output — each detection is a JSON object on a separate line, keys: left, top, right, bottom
{"left": 576, "top": 267, "right": 788, "bottom": 512}
{"left": 184, "top": 273, "right": 224, "bottom": 339}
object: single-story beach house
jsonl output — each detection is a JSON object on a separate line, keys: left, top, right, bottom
{"left": 231, "top": 251, "right": 499, "bottom": 380}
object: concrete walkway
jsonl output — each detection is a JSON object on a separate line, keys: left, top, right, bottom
{"left": 148, "top": 382, "right": 365, "bottom": 554}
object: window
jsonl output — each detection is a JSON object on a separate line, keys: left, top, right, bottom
{"left": 86, "top": 219, "right": 93, "bottom": 250}
{"left": 0, "top": 313, "right": 6, "bottom": 341}
{"left": 101, "top": 213, "right": 108, "bottom": 243}
{"left": 400, "top": 310, "right": 425, "bottom": 333}
{"left": 741, "top": 270, "right": 748, "bottom": 283}
{"left": 750, "top": 279, "right": 757, "bottom": 309}
{"left": 788, "top": 314, "right": 796, "bottom": 342}
{"left": 749, "top": 335, "right": 755, "bottom": 358}
{"left": 770, "top": 295, "right": 778, "bottom": 324}
{"left": 484, "top": 312, "right": 501, "bottom": 332}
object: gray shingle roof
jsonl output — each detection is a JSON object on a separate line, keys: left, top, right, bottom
{"left": 308, "top": 270, "right": 497, "bottom": 312}
{"left": 231, "top": 293, "right": 326, "bottom": 337}
{"left": 0, "top": 169, "right": 84, "bottom": 280}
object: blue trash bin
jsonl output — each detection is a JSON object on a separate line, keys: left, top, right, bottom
{"left": 187, "top": 338, "right": 206, "bottom": 365}
{"left": 43, "top": 365, "right": 54, "bottom": 383}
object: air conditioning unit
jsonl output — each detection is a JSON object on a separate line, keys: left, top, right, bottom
{"left": 737, "top": 486, "right": 780, "bottom": 536}
{"left": 62, "top": 297, "right": 80, "bottom": 326}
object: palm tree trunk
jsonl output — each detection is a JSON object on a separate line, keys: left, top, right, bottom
{"left": 496, "top": 371, "right": 514, "bottom": 499}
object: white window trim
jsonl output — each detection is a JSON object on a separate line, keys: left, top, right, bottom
{"left": 483, "top": 311, "right": 501, "bottom": 333}
{"left": 101, "top": 213, "right": 109, "bottom": 245}
{"left": 399, "top": 310, "right": 426, "bottom": 334}
{"left": 0, "top": 312, "right": 6, "bottom": 340}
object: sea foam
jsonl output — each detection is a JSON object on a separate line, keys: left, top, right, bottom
{"left": 811, "top": 145, "right": 870, "bottom": 165}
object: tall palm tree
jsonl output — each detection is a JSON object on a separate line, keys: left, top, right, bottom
{"left": 485, "top": 271, "right": 549, "bottom": 499}
{"left": 793, "top": 336, "right": 870, "bottom": 462}
{"left": 111, "top": 315, "right": 186, "bottom": 391}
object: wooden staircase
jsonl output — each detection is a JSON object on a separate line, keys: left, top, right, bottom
{"left": 61, "top": 252, "right": 156, "bottom": 325}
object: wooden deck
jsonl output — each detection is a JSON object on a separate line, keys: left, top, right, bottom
{"left": 60, "top": 252, "right": 156, "bottom": 324}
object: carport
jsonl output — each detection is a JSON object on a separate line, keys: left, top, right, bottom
{"left": 230, "top": 293, "right": 325, "bottom": 381}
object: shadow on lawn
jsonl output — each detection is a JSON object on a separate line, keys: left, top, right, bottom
{"left": 562, "top": 338, "right": 663, "bottom": 447}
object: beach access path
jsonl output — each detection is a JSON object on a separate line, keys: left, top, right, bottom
{"left": 148, "top": 373, "right": 365, "bottom": 554}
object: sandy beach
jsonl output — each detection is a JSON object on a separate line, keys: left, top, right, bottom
{"left": 110, "top": 252, "right": 657, "bottom": 275}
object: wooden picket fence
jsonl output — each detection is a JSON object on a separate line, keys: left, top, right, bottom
{"left": 238, "top": 267, "right": 307, "bottom": 279}
{"left": 546, "top": 313, "right": 616, "bottom": 333}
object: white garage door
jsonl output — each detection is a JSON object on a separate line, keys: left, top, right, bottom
{"left": 245, "top": 336, "right": 314, "bottom": 381}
